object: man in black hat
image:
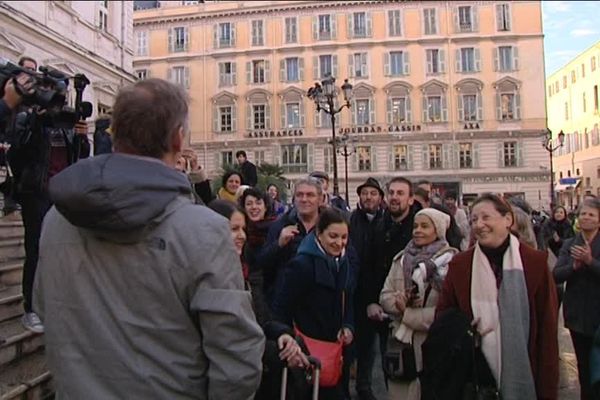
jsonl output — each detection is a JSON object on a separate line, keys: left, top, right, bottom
{"left": 349, "top": 177, "right": 387, "bottom": 400}
{"left": 309, "top": 170, "right": 350, "bottom": 212}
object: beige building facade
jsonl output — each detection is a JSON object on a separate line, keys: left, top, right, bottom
{"left": 134, "top": 0, "right": 550, "bottom": 207}
{"left": 547, "top": 40, "right": 600, "bottom": 211}
{"left": 0, "top": 1, "right": 136, "bottom": 120}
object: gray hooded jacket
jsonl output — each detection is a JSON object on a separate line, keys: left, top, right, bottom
{"left": 34, "top": 153, "right": 265, "bottom": 400}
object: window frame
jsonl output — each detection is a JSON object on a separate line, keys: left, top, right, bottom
{"left": 281, "top": 144, "right": 308, "bottom": 173}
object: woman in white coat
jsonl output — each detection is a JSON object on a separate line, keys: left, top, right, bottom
{"left": 379, "top": 208, "right": 458, "bottom": 399}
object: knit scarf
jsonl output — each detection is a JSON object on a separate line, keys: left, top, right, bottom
{"left": 401, "top": 239, "right": 449, "bottom": 292}
{"left": 471, "top": 234, "right": 536, "bottom": 399}
{"left": 217, "top": 187, "right": 237, "bottom": 203}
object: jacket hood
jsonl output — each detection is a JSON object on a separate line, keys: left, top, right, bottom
{"left": 49, "top": 153, "right": 192, "bottom": 238}
{"left": 297, "top": 232, "right": 346, "bottom": 262}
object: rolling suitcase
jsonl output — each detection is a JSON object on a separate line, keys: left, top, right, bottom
{"left": 280, "top": 356, "right": 321, "bottom": 400}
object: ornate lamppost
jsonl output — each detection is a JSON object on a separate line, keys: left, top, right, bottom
{"left": 307, "top": 76, "right": 353, "bottom": 196}
{"left": 338, "top": 133, "right": 357, "bottom": 205}
{"left": 542, "top": 129, "right": 565, "bottom": 207}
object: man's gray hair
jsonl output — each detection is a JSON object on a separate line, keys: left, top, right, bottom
{"left": 293, "top": 177, "right": 323, "bottom": 197}
{"left": 112, "top": 78, "right": 189, "bottom": 158}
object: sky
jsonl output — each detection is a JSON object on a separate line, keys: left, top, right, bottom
{"left": 543, "top": 0, "right": 600, "bottom": 76}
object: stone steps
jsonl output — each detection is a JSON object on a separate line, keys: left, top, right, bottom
{"left": 0, "top": 286, "right": 23, "bottom": 323}
{"left": 0, "top": 316, "right": 44, "bottom": 367}
{"left": 0, "top": 352, "right": 53, "bottom": 400}
{"left": 0, "top": 240, "right": 25, "bottom": 263}
{"left": 0, "top": 259, "right": 23, "bottom": 288}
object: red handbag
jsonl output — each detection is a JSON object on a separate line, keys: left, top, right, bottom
{"left": 294, "top": 326, "right": 343, "bottom": 387}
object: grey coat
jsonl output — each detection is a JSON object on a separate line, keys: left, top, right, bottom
{"left": 554, "top": 233, "right": 600, "bottom": 336}
{"left": 34, "top": 153, "right": 265, "bottom": 400}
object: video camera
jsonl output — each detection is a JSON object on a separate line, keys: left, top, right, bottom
{"left": 0, "top": 57, "right": 93, "bottom": 129}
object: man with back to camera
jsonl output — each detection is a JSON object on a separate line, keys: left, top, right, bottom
{"left": 236, "top": 149, "right": 258, "bottom": 187}
{"left": 33, "top": 78, "right": 265, "bottom": 399}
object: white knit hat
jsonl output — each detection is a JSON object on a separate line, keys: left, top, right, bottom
{"left": 415, "top": 208, "right": 450, "bottom": 241}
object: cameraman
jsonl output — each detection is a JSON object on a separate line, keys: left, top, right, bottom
{"left": 5, "top": 56, "right": 90, "bottom": 333}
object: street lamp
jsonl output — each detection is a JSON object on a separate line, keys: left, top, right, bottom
{"left": 307, "top": 76, "right": 353, "bottom": 196}
{"left": 542, "top": 129, "right": 565, "bottom": 207}
{"left": 338, "top": 133, "right": 357, "bottom": 205}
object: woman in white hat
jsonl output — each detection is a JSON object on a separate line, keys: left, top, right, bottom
{"left": 379, "top": 208, "right": 458, "bottom": 400}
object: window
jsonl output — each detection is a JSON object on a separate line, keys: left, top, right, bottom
{"left": 314, "top": 14, "right": 336, "bottom": 40}
{"left": 496, "top": 3, "right": 511, "bottom": 31}
{"left": 388, "top": 51, "right": 407, "bottom": 76}
{"left": 571, "top": 70, "right": 576, "bottom": 84}
{"left": 98, "top": 1, "right": 108, "bottom": 31}
{"left": 356, "top": 99, "right": 371, "bottom": 125}
{"left": 221, "top": 151, "right": 234, "bottom": 167}
{"left": 386, "top": 84, "right": 412, "bottom": 124}
{"left": 503, "top": 142, "right": 517, "bottom": 167}
{"left": 583, "top": 92, "right": 587, "bottom": 113}
{"left": 422, "top": 82, "right": 448, "bottom": 122}
{"left": 565, "top": 102, "right": 569, "bottom": 120}
{"left": 592, "top": 56, "right": 597, "bottom": 72}
{"left": 388, "top": 10, "right": 402, "bottom": 36}
{"left": 350, "top": 12, "right": 370, "bottom": 38}
{"left": 555, "top": 81, "right": 559, "bottom": 93}
{"left": 423, "top": 8, "right": 437, "bottom": 35}
{"left": 215, "top": 22, "right": 235, "bottom": 48}
{"left": 136, "top": 69, "right": 148, "bottom": 80}
{"left": 582, "top": 63, "right": 586, "bottom": 78}
{"left": 182, "top": 0, "right": 199, "bottom": 4}
{"left": 462, "top": 94, "right": 478, "bottom": 121}
{"left": 285, "top": 103, "right": 301, "bottom": 128}
{"left": 281, "top": 144, "right": 308, "bottom": 173}
{"left": 254, "top": 151, "right": 265, "bottom": 165}
{"left": 496, "top": 46, "right": 518, "bottom": 71}
{"left": 218, "top": 62, "right": 237, "bottom": 87}
{"left": 169, "top": 27, "right": 189, "bottom": 52}
{"left": 248, "top": 60, "right": 270, "bottom": 84}
{"left": 219, "top": 106, "right": 233, "bottom": 132}
{"left": 285, "top": 17, "right": 297, "bottom": 43}
{"left": 495, "top": 79, "right": 520, "bottom": 120}
{"left": 393, "top": 145, "right": 408, "bottom": 170}
{"left": 563, "top": 76, "right": 567, "bottom": 89}
{"left": 252, "top": 105, "right": 267, "bottom": 130}
{"left": 426, "top": 49, "right": 445, "bottom": 74}
{"left": 350, "top": 52, "right": 369, "bottom": 78}
{"left": 251, "top": 20, "right": 264, "bottom": 46}
{"left": 282, "top": 57, "right": 301, "bottom": 82}
{"left": 458, "top": 48, "right": 479, "bottom": 72}
{"left": 390, "top": 97, "right": 408, "bottom": 124}
{"left": 587, "top": 177, "right": 591, "bottom": 187}
{"left": 136, "top": 31, "right": 148, "bottom": 56}
{"left": 315, "top": 54, "right": 337, "bottom": 79}
{"left": 457, "top": 6, "right": 474, "bottom": 32}
{"left": 427, "top": 96, "right": 442, "bottom": 122}
{"left": 169, "top": 66, "right": 190, "bottom": 88}
{"left": 459, "top": 143, "right": 473, "bottom": 168}
{"left": 594, "top": 85, "right": 599, "bottom": 112}
{"left": 501, "top": 94, "right": 516, "bottom": 120}
{"left": 357, "top": 146, "right": 372, "bottom": 171}
{"left": 429, "top": 144, "right": 443, "bottom": 169}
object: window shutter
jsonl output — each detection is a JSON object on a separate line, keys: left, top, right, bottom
{"left": 472, "top": 6, "right": 479, "bottom": 31}
{"left": 351, "top": 100, "right": 357, "bottom": 125}
{"left": 213, "top": 104, "right": 219, "bottom": 132}
{"left": 384, "top": 53, "right": 390, "bottom": 76}
{"left": 422, "top": 144, "right": 430, "bottom": 170}
{"left": 426, "top": 50, "right": 433, "bottom": 74}
{"left": 495, "top": 5, "right": 502, "bottom": 31}
{"left": 457, "top": 94, "right": 464, "bottom": 121}
{"left": 371, "top": 146, "right": 377, "bottom": 171}
{"left": 441, "top": 94, "right": 448, "bottom": 121}
{"left": 262, "top": 20, "right": 267, "bottom": 46}
{"left": 453, "top": 7, "right": 459, "bottom": 33}
{"left": 167, "top": 67, "right": 172, "bottom": 82}
{"left": 307, "top": 143, "right": 315, "bottom": 172}
{"left": 452, "top": 143, "right": 460, "bottom": 169}
{"left": 315, "top": 109, "right": 321, "bottom": 128}
{"left": 231, "top": 103, "right": 237, "bottom": 132}
{"left": 280, "top": 102, "right": 286, "bottom": 128}
{"left": 515, "top": 92, "right": 521, "bottom": 119}
{"left": 231, "top": 62, "right": 237, "bottom": 85}
{"left": 350, "top": 151, "right": 358, "bottom": 172}
{"left": 347, "top": 14, "right": 354, "bottom": 39}
{"left": 505, "top": 5, "right": 512, "bottom": 30}
{"left": 474, "top": 48, "right": 481, "bottom": 71}
{"left": 332, "top": 55, "right": 338, "bottom": 77}
{"left": 299, "top": 100, "right": 305, "bottom": 127}
{"left": 265, "top": 60, "right": 271, "bottom": 83}
{"left": 442, "top": 144, "right": 451, "bottom": 169}
{"left": 313, "top": 56, "right": 319, "bottom": 79}
{"left": 246, "top": 103, "right": 252, "bottom": 130}
{"left": 348, "top": 54, "right": 355, "bottom": 77}
{"left": 251, "top": 21, "right": 257, "bottom": 46}
{"left": 213, "top": 24, "right": 218, "bottom": 48}
{"left": 366, "top": 12, "right": 372, "bottom": 37}
{"left": 280, "top": 60, "right": 286, "bottom": 82}
{"left": 406, "top": 96, "right": 412, "bottom": 122}
{"left": 299, "top": 58, "right": 304, "bottom": 80}
{"left": 272, "top": 144, "right": 281, "bottom": 165}
{"left": 168, "top": 28, "right": 174, "bottom": 52}
{"left": 495, "top": 92, "right": 502, "bottom": 120}
{"left": 403, "top": 51, "right": 410, "bottom": 75}
{"left": 407, "top": 145, "right": 414, "bottom": 170}
{"left": 312, "top": 16, "right": 319, "bottom": 40}
{"left": 184, "top": 27, "right": 190, "bottom": 51}
{"left": 184, "top": 67, "right": 190, "bottom": 88}
{"left": 213, "top": 152, "right": 221, "bottom": 171}
{"left": 386, "top": 97, "right": 392, "bottom": 124}
{"left": 497, "top": 142, "right": 504, "bottom": 167}
{"left": 369, "top": 98, "right": 375, "bottom": 124}
{"left": 387, "top": 11, "right": 393, "bottom": 36}
{"left": 388, "top": 146, "right": 395, "bottom": 170}
{"left": 422, "top": 95, "right": 428, "bottom": 122}
{"left": 516, "top": 141, "right": 523, "bottom": 167}
{"left": 362, "top": 53, "right": 369, "bottom": 77}
{"left": 476, "top": 93, "right": 483, "bottom": 120}
{"left": 246, "top": 62, "right": 252, "bottom": 84}
{"left": 473, "top": 143, "right": 480, "bottom": 168}
{"left": 512, "top": 46, "right": 519, "bottom": 70}
{"left": 265, "top": 102, "right": 271, "bottom": 129}
{"left": 231, "top": 23, "right": 236, "bottom": 46}
{"left": 331, "top": 14, "right": 337, "bottom": 39}
{"left": 455, "top": 49, "right": 462, "bottom": 72}
{"left": 493, "top": 48, "right": 499, "bottom": 71}
{"left": 439, "top": 49, "right": 446, "bottom": 73}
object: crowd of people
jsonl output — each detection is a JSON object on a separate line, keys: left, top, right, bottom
{"left": 2, "top": 74, "right": 600, "bottom": 400}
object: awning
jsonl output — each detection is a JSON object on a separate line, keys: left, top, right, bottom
{"left": 555, "top": 178, "right": 581, "bottom": 192}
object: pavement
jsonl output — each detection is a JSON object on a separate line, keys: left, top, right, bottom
{"left": 349, "top": 310, "right": 581, "bottom": 400}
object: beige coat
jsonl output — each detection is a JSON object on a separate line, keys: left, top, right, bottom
{"left": 379, "top": 248, "right": 456, "bottom": 400}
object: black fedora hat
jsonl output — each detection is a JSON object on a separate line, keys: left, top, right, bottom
{"left": 356, "top": 177, "right": 384, "bottom": 198}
